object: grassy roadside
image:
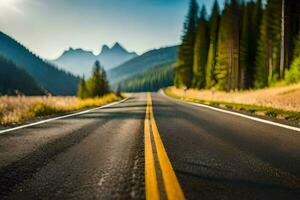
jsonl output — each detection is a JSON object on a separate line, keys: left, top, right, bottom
{"left": 164, "top": 88, "right": 300, "bottom": 125}
{"left": 0, "top": 93, "right": 122, "bottom": 126}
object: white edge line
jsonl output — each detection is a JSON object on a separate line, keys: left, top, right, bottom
{"left": 0, "top": 97, "right": 129, "bottom": 135}
{"left": 160, "top": 90, "right": 300, "bottom": 132}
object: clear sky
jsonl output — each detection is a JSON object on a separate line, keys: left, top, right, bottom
{"left": 0, "top": 0, "right": 224, "bottom": 60}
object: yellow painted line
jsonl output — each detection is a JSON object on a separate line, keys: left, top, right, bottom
{"left": 148, "top": 93, "right": 185, "bottom": 200}
{"left": 145, "top": 94, "right": 160, "bottom": 200}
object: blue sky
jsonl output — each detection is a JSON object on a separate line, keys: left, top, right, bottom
{"left": 0, "top": 0, "right": 224, "bottom": 59}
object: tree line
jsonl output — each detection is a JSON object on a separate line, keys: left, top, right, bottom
{"left": 121, "top": 62, "right": 174, "bottom": 92}
{"left": 175, "top": 0, "right": 300, "bottom": 91}
{"left": 77, "top": 61, "right": 110, "bottom": 99}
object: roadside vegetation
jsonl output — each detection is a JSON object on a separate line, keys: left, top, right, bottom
{"left": 168, "top": 0, "right": 300, "bottom": 124}
{"left": 0, "top": 94, "right": 121, "bottom": 126}
{"left": 175, "top": 0, "right": 300, "bottom": 91}
{"left": 165, "top": 84, "right": 300, "bottom": 125}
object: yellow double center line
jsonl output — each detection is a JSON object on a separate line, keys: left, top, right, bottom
{"left": 144, "top": 93, "right": 185, "bottom": 200}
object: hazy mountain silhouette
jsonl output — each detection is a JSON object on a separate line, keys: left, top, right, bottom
{"left": 0, "top": 31, "right": 79, "bottom": 96}
{"left": 0, "top": 55, "right": 45, "bottom": 95}
{"left": 52, "top": 42, "right": 137, "bottom": 77}
{"left": 107, "top": 46, "right": 178, "bottom": 85}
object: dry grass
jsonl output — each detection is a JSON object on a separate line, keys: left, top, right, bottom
{"left": 0, "top": 94, "right": 121, "bottom": 125}
{"left": 168, "top": 83, "right": 300, "bottom": 112}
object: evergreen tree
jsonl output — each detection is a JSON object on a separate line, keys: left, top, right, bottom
{"left": 175, "top": 0, "right": 198, "bottom": 88}
{"left": 215, "top": 0, "right": 241, "bottom": 91}
{"left": 100, "top": 66, "right": 110, "bottom": 95}
{"left": 86, "top": 61, "right": 110, "bottom": 97}
{"left": 239, "top": 2, "right": 254, "bottom": 89}
{"left": 245, "top": 0, "right": 262, "bottom": 88}
{"left": 192, "top": 6, "right": 209, "bottom": 89}
{"left": 206, "top": 0, "right": 220, "bottom": 88}
{"left": 77, "top": 76, "right": 88, "bottom": 99}
{"left": 228, "top": 0, "right": 240, "bottom": 90}
{"left": 254, "top": 0, "right": 282, "bottom": 88}
{"left": 215, "top": 2, "right": 231, "bottom": 90}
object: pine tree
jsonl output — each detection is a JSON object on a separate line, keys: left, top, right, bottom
{"left": 228, "top": 0, "right": 240, "bottom": 90}
{"left": 175, "top": 0, "right": 198, "bottom": 88}
{"left": 87, "top": 61, "right": 110, "bottom": 97}
{"left": 215, "top": 2, "right": 231, "bottom": 90}
{"left": 192, "top": 6, "right": 209, "bottom": 89}
{"left": 254, "top": 0, "right": 282, "bottom": 88}
{"left": 100, "top": 66, "right": 110, "bottom": 95}
{"left": 215, "top": 0, "right": 241, "bottom": 91}
{"left": 206, "top": 0, "right": 220, "bottom": 88}
{"left": 240, "top": 2, "right": 254, "bottom": 89}
{"left": 77, "top": 76, "right": 88, "bottom": 99}
{"left": 254, "top": 11, "right": 270, "bottom": 88}
{"left": 245, "top": 0, "right": 262, "bottom": 88}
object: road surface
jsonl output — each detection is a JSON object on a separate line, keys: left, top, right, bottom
{"left": 0, "top": 93, "right": 299, "bottom": 199}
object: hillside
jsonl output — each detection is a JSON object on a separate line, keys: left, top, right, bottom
{"left": 0, "top": 56, "right": 45, "bottom": 95}
{"left": 52, "top": 43, "right": 137, "bottom": 77}
{"left": 108, "top": 46, "right": 177, "bottom": 85}
{"left": 0, "top": 31, "right": 79, "bottom": 96}
{"left": 122, "top": 62, "right": 174, "bottom": 92}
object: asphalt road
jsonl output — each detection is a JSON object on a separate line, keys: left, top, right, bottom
{"left": 0, "top": 93, "right": 299, "bottom": 200}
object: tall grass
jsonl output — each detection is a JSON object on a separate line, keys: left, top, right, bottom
{"left": 165, "top": 84, "right": 300, "bottom": 124}
{"left": 0, "top": 94, "right": 121, "bottom": 125}
{"left": 167, "top": 83, "right": 300, "bottom": 112}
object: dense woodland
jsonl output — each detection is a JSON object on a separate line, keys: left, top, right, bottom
{"left": 0, "top": 56, "right": 45, "bottom": 95}
{"left": 77, "top": 61, "right": 110, "bottom": 99}
{"left": 175, "top": 0, "right": 300, "bottom": 91}
{"left": 121, "top": 62, "right": 175, "bottom": 92}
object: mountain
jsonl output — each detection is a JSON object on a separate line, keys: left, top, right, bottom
{"left": 0, "top": 31, "right": 79, "bottom": 96}
{"left": 52, "top": 42, "right": 137, "bottom": 77}
{"left": 51, "top": 48, "right": 96, "bottom": 78}
{"left": 108, "top": 46, "right": 178, "bottom": 85}
{"left": 121, "top": 62, "right": 175, "bottom": 92}
{"left": 0, "top": 56, "right": 45, "bottom": 95}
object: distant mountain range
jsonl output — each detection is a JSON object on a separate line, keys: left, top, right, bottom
{"left": 107, "top": 46, "right": 178, "bottom": 86}
{"left": 0, "top": 31, "right": 79, "bottom": 96}
{"left": 52, "top": 42, "right": 137, "bottom": 77}
{"left": 0, "top": 31, "right": 177, "bottom": 96}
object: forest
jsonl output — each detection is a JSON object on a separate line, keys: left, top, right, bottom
{"left": 175, "top": 0, "right": 300, "bottom": 91}
{"left": 121, "top": 62, "right": 175, "bottom": 92}
{"left": 0, "top": 56, "right": 45, "bottom": 96}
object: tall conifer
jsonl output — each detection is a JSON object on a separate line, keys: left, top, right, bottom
{"left": 175, "top": 0, "right": 198, "bottom": 88}
{"left": 206, "top": 0, "right": 220, "bottom": 88}
{"left": 193, "top": 6, "right": 209, "bottom": 89}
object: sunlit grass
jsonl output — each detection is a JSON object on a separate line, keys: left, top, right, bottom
{"left": 0, "top": 94, "right": 121, "bottom": 126}
{"left": 165, "top": 84, "right": 300, "bottom": 124}
{"left": 166, "top": 83, "right": 300, "bottom": 112}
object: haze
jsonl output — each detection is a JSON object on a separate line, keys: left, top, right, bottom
{"left": 0, "top": 0, "right": 224, "bottom": 60}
